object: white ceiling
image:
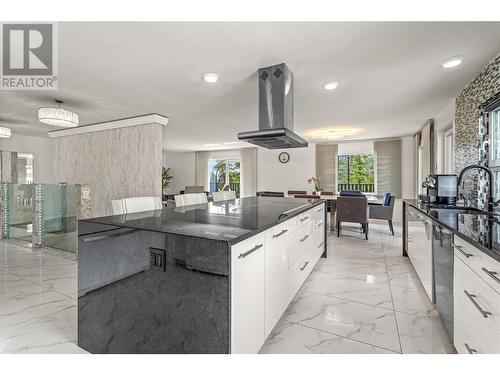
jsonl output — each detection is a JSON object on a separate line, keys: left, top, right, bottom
{"left": 1, "top": 22, "right": 499, "bottom": 152}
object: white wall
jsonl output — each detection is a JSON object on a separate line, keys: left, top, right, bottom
{"left": 401, "top": 136, "right": 415, "bottom": 200}
{"left": 0, "top": 134, "right": 55, "bottom": 183}
{"left": 163, "top": 150, "right": 196, "bottom": 195}
{"left": 433, "top": 99, "right": 455, "bottom": 173}
{"left": 337, "top": 141, "right": 374, "bottom": 155}
{"left": 256, "top": 145, "right": 316, "bottom": 192}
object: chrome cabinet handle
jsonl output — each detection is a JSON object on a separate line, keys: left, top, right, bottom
{"left": 272, "top": 229, "right": 288, "bottom": 238}
{"left": 82, "top": 228, "right": 140, "bottom": 242}
{"left": 300, "top": 234, "right": 309, "bottom": 242}
{"left": 464, "top": 290, "right": 492, "bottom": 318}
{"left": 238, "top": 244, "right": 263, "bottom": 259}
{"left": 299, "top": 261, "right": 309, "bottom": 271}
{"left": 482, "top": 267, "right": 500, "bottom": 284}
{"left": 452, "top": 244, "right": 473, "bottom": 258}
{"left": 464, "top": 343, "right": 477, "bottom": 354}
{"left": 317, "top": 242, "right": 323, "bottom": 248}
{"left": 300, "top": 216, "right": 309, "bottom": 222}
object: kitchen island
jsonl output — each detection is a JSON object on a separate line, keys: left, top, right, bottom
{"left": 77, "top": 196, "right": 327, "bottom": 354}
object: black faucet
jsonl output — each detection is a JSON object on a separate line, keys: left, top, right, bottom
{"left": 457, "top": 164, "right": 498, "bottom": 211}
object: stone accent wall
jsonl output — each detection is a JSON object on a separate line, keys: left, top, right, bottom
{"left": 455, "top": 53, "right": 500, "bottom": 208}
{"left": 52, "top": 123, "right": 163, "bottom": 218}
{"left": 455, "top": 53, "right": 500, "bottom": 172}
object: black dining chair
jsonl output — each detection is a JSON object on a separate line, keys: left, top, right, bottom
{"left": 256, "top": 191, "right": 285, "bottom": 197}
{"left": 288, "top": 190, "right": 307, "bottom": 195}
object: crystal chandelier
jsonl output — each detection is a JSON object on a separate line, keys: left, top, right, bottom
{"left": 0, "top": 126, "right": 11, "bottom": 138}
{"left": 38, "top": 99, "right": 79, "bottom": 128}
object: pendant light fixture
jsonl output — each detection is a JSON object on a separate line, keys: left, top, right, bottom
{"left": 38, "top": 99, "right": 79, "bottom": 128}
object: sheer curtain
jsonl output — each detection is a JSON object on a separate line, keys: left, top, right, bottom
{"left": 374, "top": 139, "right": 402, "bottom": 198}
{"left": 240, "top": 148, "right": 256, "bottom": 197}
{"left": 315, "top": 144, "right": 338, "bottom": 193}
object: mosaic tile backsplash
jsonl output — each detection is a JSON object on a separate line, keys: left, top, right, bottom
{"left": 455, "top": 53, "right": 500, "bottom": 209}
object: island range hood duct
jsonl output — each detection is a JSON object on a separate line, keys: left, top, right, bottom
{"left": 238, "top": 63, "right": 308, "bottom": 149}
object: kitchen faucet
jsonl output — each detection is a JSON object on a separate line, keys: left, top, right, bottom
{"left": 457, "top": 164, "right": 499, "bottom": 211}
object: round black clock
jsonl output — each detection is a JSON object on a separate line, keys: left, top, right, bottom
{"left": 278, "top": 152, "right": 290, "bottom": 164}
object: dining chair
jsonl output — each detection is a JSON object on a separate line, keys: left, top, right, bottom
{"left": 256, "top": 191, "right": 285, "bottom": 197}
{"left": 369, "top": 194, "right": 396, "bottom": 235}
{"left": 339, "top": 190, "right": 364, "bottom": 197}
{"left": 123, "top": 197, "right": 162, "bottom": 213}
{"left": 112, "top": 196, "right": 162, "bottom": 215}
{"left": 287, "top": 190, "right": 307, "bottom": 195}
{"left": 293, "top": 194, "right": 321, "bottom": 199}
{"left": 320, "top": 191, "right": 334, "bottom": 195}
{"left": 336, "top": 196, "right": 369, "bottom": 240}
{"left": 174, "top": 193, "right": 208, "bottom": 207}
{"left": 212, "top": 190, "right": 237, "bottom": 202}
{"left": 184, "top": 186, "right": 205, "bottom": 194}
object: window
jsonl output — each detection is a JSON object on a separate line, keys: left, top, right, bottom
{"left": 208, "top": 159, "right": 241, "bottom": 198}
{"left": 443, "top": 127, "right": 454, "bottom": 174}
{"left": 337, "top": 154, "right": 375, "bottom": 193}
{"left": 489, "top": 104, "right": 500, "bottom": 199}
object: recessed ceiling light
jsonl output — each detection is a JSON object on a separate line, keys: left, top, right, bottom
{"left": 0, "top": 126, "right": 12, "bottom": 138}
{"left": 203, "top": 73, "right": 219, "bottom": 83}
{"left": 204, "top": 143, "right": 220, "bottom": 147}
{"left": 323, "top": 81, "right": 339, "bottom": 90}
{"left": 440, "top": 56, "right": 463, "bottom": 69}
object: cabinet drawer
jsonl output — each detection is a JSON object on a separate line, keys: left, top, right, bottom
{"left": 288, "top": 221, "right": 313, "bottom": 268}
{"left": 297, "top": 209, "right": 313, "bottom": 226}
{"left": 312, "top": 220, "right": 325, "bottom": 257}
{"left": 312, "top": 203, "right": 325, "bottom": 225}
{"left": 288, "top": 251, "right": 313, "bottom": 301}
{"left": 453, "top": 236, "right": 500, "bottom": 294}
{"left": 454, "top": 256, "right": 500, "bottom": 354}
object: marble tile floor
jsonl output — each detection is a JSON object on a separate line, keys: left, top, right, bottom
{"left": 260, "top": 221, "right": 456, "bottom": 354}
{"left": 0, "top": 240, "right": 85, "bottom": 353}
{"left": 0, "top": 222, "right": 455, "bottom": 354}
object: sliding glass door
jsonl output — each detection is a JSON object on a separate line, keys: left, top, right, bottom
{"left": 208, "top": 159, "right": 241, "bottom": 198}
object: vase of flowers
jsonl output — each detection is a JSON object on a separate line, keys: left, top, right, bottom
{"left": 308, "top": 176, "right": 322, "bottom": 193}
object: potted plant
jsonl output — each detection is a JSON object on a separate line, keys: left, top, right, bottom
{"left": 162, "top": 167, "right": 173, "bottom": 194}
{"left": 308, "top": 176, "right": 322, "bottom": 193}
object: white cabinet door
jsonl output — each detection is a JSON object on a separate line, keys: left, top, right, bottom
{"left": 454, "top": 255, "right": 500, "bottom": 354}
{"left": 231, "top": 233, "right": 265, "bottom": 354}
{"left": 264, "top": 223, "right": 290, "bottom": 337}
{"left": 407, "top": 213, "right": 433, "bottom": 301}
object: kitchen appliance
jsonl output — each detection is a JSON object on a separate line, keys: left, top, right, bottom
{"left": 432, "top": 223, "right": 454, "bottom": 340}
{"left": 238, "top": 63, "right": 308, "bottom": 149}
{"left": 420, "top": 174, "right": 457, "bottom": 205}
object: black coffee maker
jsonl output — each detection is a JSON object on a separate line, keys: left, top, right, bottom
{"left": 420, "top": 174, "right": 458, "bottom": 205}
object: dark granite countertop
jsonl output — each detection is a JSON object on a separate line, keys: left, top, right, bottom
{"left": 79, "top": 196, "right": 325, "bottom": 245}
{"left": 404, "top": 199, "right": 500, "bottom": 263}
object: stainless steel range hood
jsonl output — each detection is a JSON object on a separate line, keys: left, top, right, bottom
{"left": 238, "top": 63, "right": 308, "bottom": 149}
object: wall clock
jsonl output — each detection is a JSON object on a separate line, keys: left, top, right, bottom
{"left": 278, "top": 152, "right": 290, "bottom": 164}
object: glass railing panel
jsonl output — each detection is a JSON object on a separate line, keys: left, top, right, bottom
{"left": 5, "top": 183, "right": 33, "bottom": 243}
{"left": 39, "top": 183, "right": 78, "bottom": 253}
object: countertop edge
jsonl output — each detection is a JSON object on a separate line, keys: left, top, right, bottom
{"left": 403, "top": 200, "right": 500, "bottom": 263}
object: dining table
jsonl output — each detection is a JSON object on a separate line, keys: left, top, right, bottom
{"left": 284, "top": 193, "right": 383, "bottom": 231}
